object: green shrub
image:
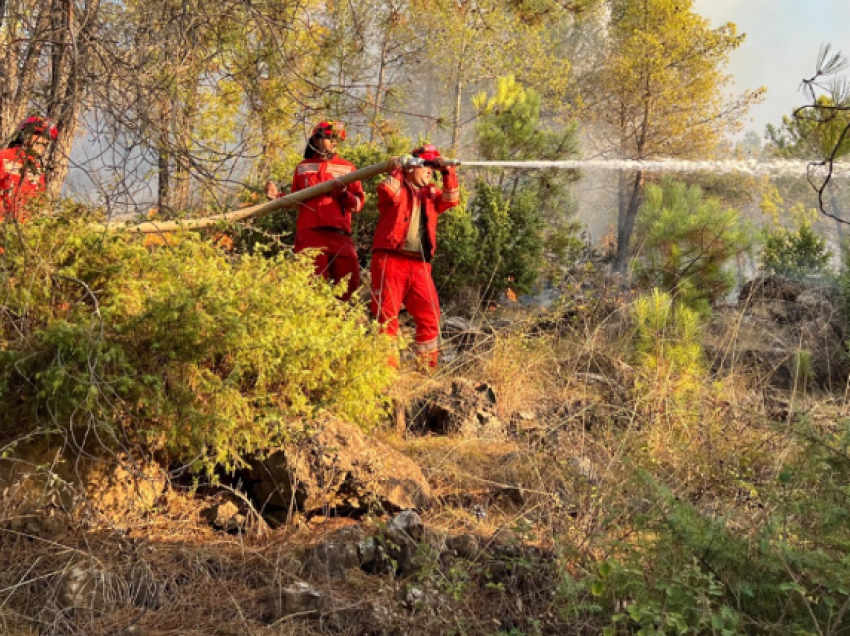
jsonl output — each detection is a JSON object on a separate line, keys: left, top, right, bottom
{"left": 761, "top": 213, "right": 832, "bottom": 279}
{"left": 434, "top": 181, "right": 543, "bottom": 302}
{"left": 0, "top": 211, "right": 395, "bottom": 471}
{"left": 632, "top": 288, "right": 704, "bottom": 399}
{"left": 632, "top": 179, "right": 755, "bottom": 315}
{"left": 571, "top": 462, "right": 850, "bottom": 636}
{"left": 629, "top": 288, "right": 709, "bottom": 465}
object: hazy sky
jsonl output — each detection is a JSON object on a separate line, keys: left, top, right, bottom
{"left": 692, "top": 0, "right": 850, "bottom": 139}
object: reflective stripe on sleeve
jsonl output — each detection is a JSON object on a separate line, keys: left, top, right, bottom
{"left": 441, "top": 188, "right": 460, "bottom": 203}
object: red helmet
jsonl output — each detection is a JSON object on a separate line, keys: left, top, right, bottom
{"left": 312, "top": 121, "right": 346, "bottom": 142}
{"left": 19, "top": 116, "right": 59, "bottom": 140}
{"left": 412, "top": 144, "right": 441, "bottom": 163}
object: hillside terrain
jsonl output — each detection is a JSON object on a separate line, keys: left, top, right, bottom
{"left": 3, "top": 245, "right": 849, "bottom": 636}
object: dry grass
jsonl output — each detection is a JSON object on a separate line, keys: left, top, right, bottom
{"left": 2, "top": 289, "right": 849, "bottom": 635}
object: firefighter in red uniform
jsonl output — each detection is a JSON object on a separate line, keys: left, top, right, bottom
{"left": 265, "top": 121, "right": 365, "bottom": 301}
{"left": 371, "top": 144, "right": 460, "bottom": 367}
{"left": 0, "top": 116, "right": 58, "bottom": 223}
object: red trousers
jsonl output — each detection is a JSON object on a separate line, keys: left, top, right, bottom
{"left": 295, "top": 229, "right": 360, "bottom": 302}
{"left": 370, "top": 251, "right": 440, "bottom": 366}
{"left": 303, "top": 249, "right": 360, "bottom": 302}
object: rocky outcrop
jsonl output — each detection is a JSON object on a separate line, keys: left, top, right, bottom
{"left": 303, "top": 510, "right": 426, "bottom": 579}
{"left": 707, "top": 276, "right": 848, "bottom": 390}
{"left": 265, "top": 582, "right": 331, "bottom": 620}
{"left": 248, "top": 415, "right": 432, "bottom": 515}
{"left": 406, "top": 378, "right": 502, "bottom": 437}
{"left": 0, "top": 439, "right": 166, "bottom": 528}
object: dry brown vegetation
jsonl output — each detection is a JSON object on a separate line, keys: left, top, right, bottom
{"left": 3, "top": 268, "right": 850, "bottom": 635}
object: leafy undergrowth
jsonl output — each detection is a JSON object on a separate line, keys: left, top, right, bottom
{"left": 2, "top": 226, "right": 850, "bottom": 635}
{"left": 1, "top": 211, "right": 395, "bottom": 472}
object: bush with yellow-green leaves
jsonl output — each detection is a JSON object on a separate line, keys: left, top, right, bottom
{"left": 0, "top": 210, "right": 395, "bottom": 471}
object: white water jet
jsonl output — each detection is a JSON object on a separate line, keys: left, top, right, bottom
{"left": 462, "top": 159, "right": 848, "bottom": 178}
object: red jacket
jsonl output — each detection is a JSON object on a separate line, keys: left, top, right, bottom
{"left": 290, "top": 155, "right": 365, "bottom": 239}
{"left": 372, "top": 167, "right": 460, "bottom": 260}
{"left": 0, "top": 147, "right": 46, "bottom": 222}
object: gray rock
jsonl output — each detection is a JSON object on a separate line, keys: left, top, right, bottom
{"left": 445, "top": 533, "right": 480, "bottom": 559}
{"left": 404, "top": 586, "right": 427, "bottom": 609}
{"left": 402, "top": 584, "right": 445, "bottom": 613}
{"left": 383, "top": 510, "right": 425, "bottom": 577}
{"left": 304, "top": 540, "right": 361, "bottom": 579}
{"left": 570, "top": 456, "right": 599, "bottom": 483}
{"left": 409, "top": 378, "right": 502, "bottom": 436}
{"left": 248, "top": 415, "right": 432, "bottom": 515}
{"left": 387, "top": 510, "right": 424, "bottom": 542}
{"left": 358, "top": 536, "right": 380, "bottom": 567}
{"left": 266, "top": 582, "right": 330, "bottom": 620}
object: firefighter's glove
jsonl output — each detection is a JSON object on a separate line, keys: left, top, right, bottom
{"left": 264, "top": 180, "right": 279, "bottom": 200}
{"left": 331, "top": 178, "right": 347, "bottom": 197}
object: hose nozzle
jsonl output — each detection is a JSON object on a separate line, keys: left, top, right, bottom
{"left": 424, "top": 158, "right": 462, "bottom": 168}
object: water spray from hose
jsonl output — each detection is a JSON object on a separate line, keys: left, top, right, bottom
{"left": 461, "top": 159, "right": 849, "bottom": 178}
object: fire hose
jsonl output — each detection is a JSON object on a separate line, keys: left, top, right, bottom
{"left": 102, "top": 157, "right": 460, "bottom": 235}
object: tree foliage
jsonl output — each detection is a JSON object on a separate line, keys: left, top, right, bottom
{"left": 434, "top": 76, "right": 582, "bottom": 304}
{"left": 583, "top": 0, "right": 762, "bottom": 271}
{"left": 759, "top": 193, "right": 832, "bottom": 279}
{"left": 767, "top": 46, "right": 850, "bottom": 226}
{"left": 632, "top": 179, "right": 754, "bottom": 315}
{"left": 0, "top": 210, "right": 395, "bottom": 471}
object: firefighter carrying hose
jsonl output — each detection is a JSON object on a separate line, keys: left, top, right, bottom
{"left": 0, "top": 116, "right": 58, "bottom": 223}
{"left": 265, "top": 121, "right": 366, "bottom": 301}
{"left": 371, "top": 144, "right": 460, "bottom": 368}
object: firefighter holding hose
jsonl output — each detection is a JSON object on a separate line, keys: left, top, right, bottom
{"left": 1, "top": 116, "right": 58, "bottom": 223}
{"left": 371, "top": 144, "right": 460, "bottom": 368}
{"left": 265, "top": 121, "right": 365, "bottom": 301}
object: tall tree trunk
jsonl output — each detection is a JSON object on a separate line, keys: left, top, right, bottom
{"left": 451, "top": 58, "right": 464, "bottom": 156}
{"left": 370, "top": 40, "right": 388, "bottom": 144}
{"left": 612, "top": 169, "right": 644, "bottom": 273}
{"left": 44, "top": 0, "right": 100, "bottom": 196}
{"left": 170, "top": 99, "right": 195, "bottom": 211}
{"left": 157, "top": 101, "right": 172, "bottom": 212}
{"left": 0, "top": 3, "right": 50, "bottom": 141}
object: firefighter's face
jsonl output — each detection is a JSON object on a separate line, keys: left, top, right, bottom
{"left": 28, "top": 135, "right": 49, "bottom": 156}
{"left": 405, "top": 165, "right": 433, "bottom": 187}
{"left": 315, "top": 136, "right": 337, "bottom": 155}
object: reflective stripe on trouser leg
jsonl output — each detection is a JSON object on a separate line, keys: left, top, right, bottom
{"left": 406, "top": 260, "right": 440, "bottom": 366}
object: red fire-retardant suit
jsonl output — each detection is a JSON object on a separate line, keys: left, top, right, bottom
{"left": 288, "top": 155, "right": 365, "bottom": 300}
{"left": 0, "top": 147, "right": 46, "bottom": 223}
{"left": 371, "top": 162, "right": 460, "bottom": 366}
